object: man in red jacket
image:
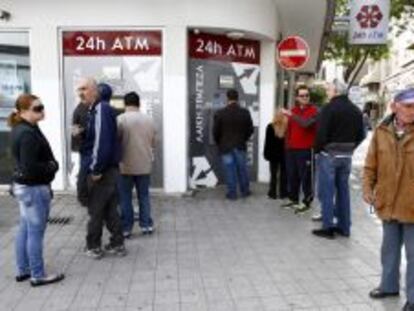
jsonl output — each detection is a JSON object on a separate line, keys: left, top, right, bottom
{"left": 282, "top": 85, "right": 318, "bottom": 213}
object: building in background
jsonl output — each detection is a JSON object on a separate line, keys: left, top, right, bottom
{"left": 0, "top": 0, "right": 334, "bottom": 192}
{"left": 0, "top": 32, "right": 30, "bottom": 184}
{"left": 359, "top": 19, "right": 414, "bottom": 121}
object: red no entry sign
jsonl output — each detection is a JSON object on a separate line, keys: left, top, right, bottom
{"left": 277, "top": 36, "right": 310, "bottom": 70}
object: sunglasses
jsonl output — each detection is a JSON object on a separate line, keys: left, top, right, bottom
{"left": 298, "top": 94, "right": 310, "bottom": 98}
{"left": 31, "top": 104, "right": 45, "bottom": 113}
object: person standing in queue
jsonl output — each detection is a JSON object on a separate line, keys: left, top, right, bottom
{"left": 282, "top": 85, "right": 318, "bottom": 213}
{"left": 9, "top": 94, "right": 64, "bottom": 287}
{"left": 263, "top": 109, "right": 288, "bottom": 200}
{"left": 71, "top": 96, "right": 89, "bottom": 207}
{"left": 71, "top": 82, "right": 113, "bottom": 207}
{"left": 213, "top": 89, "right": 254, "bottom": 200}
{"left": 117, "top": 92, "right": 157, "bottom": 237}
{"left": 77, "top": 77, "right": 126, "bottom": 259}
{"left": 363, "top": 88, "right": 414, "bottom": 311}
{"left": 312, "top": 80, "right": 365, "bottom": 239}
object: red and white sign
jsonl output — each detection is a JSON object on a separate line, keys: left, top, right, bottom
{"left": 63, "top": 31, "right": 162, "bottom": 56}
{"left": 189, "top": 33, "right": 260, "bottom": 65}
{"left": 277, "top": 36, "right": 310, "bottom": 70}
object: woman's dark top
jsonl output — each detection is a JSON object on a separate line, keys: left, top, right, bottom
{"left": 264, "top": 123, "right": 285, "bottom": 162}
{"left": 11, "top": 120, "right": 58, "bottom": 185}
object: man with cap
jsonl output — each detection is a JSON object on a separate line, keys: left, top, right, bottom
{"left": 363, "top": 87, "right": 414, "bottom": 311}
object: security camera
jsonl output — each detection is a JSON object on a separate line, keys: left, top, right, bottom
{"left": 0, "top": 10, "right": 11, "bottom": 21}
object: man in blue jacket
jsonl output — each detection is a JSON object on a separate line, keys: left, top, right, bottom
{"left": 77, "top": 77, "right": 126, "bottom": 259}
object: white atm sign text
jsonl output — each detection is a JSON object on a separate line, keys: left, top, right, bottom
{"left": 63, "top": 31, "right": 162, "bottom": 56}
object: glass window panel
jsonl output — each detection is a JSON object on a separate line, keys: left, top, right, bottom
{"left": 0, "top": 32, "right": 30, "bottom": 184}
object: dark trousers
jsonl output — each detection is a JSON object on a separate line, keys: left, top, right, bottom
{"left": 268, "top": 158, "right": 288, "bottom": 198}
{"left": 86, "top": 168, "right": 124, "bottom": 249}
{"left": 286, "top": 149, "right": 314, "bottom": 204}
{"left": 76, "top": 167, "right": 88, "bottom": 207}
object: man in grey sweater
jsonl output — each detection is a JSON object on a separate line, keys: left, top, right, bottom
{"left": 117, "top": 92, "right": 156, "bottom": 237}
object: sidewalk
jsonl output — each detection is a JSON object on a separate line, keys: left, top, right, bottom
{"left": 0, "top": 139, "right": 407, "bottom": 311}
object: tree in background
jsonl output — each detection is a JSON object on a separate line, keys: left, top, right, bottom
{"left": 324, "top": 0, "right": 414, "bottom": 85}
{"left": 310, "top": 86, "right": 328, "bottom": 108}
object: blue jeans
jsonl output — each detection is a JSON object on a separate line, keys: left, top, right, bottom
{"left": 118, "top": 175, "right": 153, "bottom": 232}
{"left": 221, "top": 149, "right": 250, "bottom": 199}
{"left": 317, "top": 153, "right": 352, "bottom": 234}
{"left": 13, "top": 184, "right": 51, "bottom": 279}
{"left": 380, "top": 221, "right": 414, "bottom": 303}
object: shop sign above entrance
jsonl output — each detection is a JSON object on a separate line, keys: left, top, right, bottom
{"left": 189, "top": 33, "right": 260, "bottom": 65}
{"left": 63, "top": 31, "right": 162, "bottom": 56}
{"left": 277, "top": 36, "right": 310, "bottom": 71}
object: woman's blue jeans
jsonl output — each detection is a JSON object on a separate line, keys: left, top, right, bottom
{"left": 13, "top": 184, "right": 51, "bottom": 279}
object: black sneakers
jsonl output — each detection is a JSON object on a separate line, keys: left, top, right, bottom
{"left": 312, "top": 227, "right": 350, "bottom": 239}
{"left": 241, "top": 191, "right": 252, "bottom": 198}
{"left": 15, "top": 274, "right": 31, "bottom": 282}
{"left": 267, "top": 193, "right": 277, "bottom": 200}
{"left": 369, "top": 288, "right": 399, "bottom": 299}
{"left": 403, "top": 302, "right": 414, "bottom": 311}
{"left": 86, "top": 245, "right": 127, "bottom": 258}
{"left": 123, "top": 231, "right": 132, "bottom": 239}
{"left": 85, "top": 247, "right": 104, "bottom": 259}
{"left": 104, "top": 244, "right": 127, "bottom": 256}
{"left": 333, "top": 227, "right": 350, "bottom": 237}
{"left": 312, "top": 228, "right": 335, "bottom": 239}
{"left": 30, "top": 273, "right": 65, "bottom": 287}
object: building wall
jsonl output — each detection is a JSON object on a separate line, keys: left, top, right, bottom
{"left": 0, "top": 0, "right": 280, "bottom": 192}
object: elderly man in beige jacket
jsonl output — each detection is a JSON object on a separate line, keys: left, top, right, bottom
{"left": 363, "top": 88, "right": 414, "bottom": 311}
{"left": 117, "top": 91, "right": 156, "bottom": 237}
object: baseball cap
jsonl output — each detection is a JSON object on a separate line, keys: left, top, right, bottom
{"left": 394, "top": 87, "right": 414, "bottom": 105}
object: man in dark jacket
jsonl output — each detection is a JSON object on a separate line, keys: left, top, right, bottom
{"left": 213, "top": 89, "right": 254, "bottom": 200}
{"left": 77, "top": 77, "right": 125, "bottom": 258}
{"left": 72, "top": 83, "right": 113, "bottom": 207}
{"left": 312, "top": 80, "right": 365, "bottom": 239}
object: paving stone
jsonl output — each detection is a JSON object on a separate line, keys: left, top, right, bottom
{"left": 0, "top": 145, "right": 406, "bottom": 311}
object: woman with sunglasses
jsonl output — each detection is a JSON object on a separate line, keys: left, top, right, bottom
{"left": 8, "top": 94, "right": 64, "bottom": 287}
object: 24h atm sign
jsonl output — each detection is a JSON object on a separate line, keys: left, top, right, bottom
{"left": 349, "top": 0, "right": 390, "bottom": 45}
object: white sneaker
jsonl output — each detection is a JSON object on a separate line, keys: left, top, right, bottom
{"left": 312, "top": 213, "right": 322, "bottom": 221}
{"left": 142, "top": 226, "right": 155, "bottom": 235}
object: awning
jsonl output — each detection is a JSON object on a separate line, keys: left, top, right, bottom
{"left": 383, "top": 62, "right": 414, "bottom": 90}
{"left": 360, "top": 66, "right": 381, "bottom": 86}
